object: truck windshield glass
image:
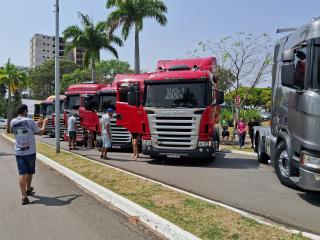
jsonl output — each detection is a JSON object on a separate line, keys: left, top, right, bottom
{"left": 53, "top": 100, "right": 65, "bottom": 114}
{"left": 310, "top": 45, "right": 320, "bottom": 90}
{"left": 41, "top": 104, "right": 53, "bottom": 116}
{"left": 145, "top": 82, "right": 207, "bottom": 108}
{"left": 65, "top": 95, "right": 80, "bottom": 110}
{"left": 98, "top": 94, "right": 116, "bottom": 112}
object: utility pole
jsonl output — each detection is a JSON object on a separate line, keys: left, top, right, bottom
{"left": 54, "top": 0, "right": 60, "bottom": 153}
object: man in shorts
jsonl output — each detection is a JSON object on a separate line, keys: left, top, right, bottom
{"left": 68, "top": 112, "right": 77, "bottom": 150}
{"left": 100, "top": 108, "right": 113, "bottom": 160}
{"left": 11, "top": 104, "right": 47, "bottom": 205}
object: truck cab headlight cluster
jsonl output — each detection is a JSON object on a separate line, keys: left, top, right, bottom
{"left": 198, "top": 141, "right": 212, "bottom": 147}
{"left": 301, "top": 152, "right": 320, "bottom": 169}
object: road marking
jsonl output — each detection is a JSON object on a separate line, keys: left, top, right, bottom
{"left": 3, "top": 133, "right": 320, "bottom": 240}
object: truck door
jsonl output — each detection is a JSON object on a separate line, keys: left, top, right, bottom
{"left": 116, "top": 82, "right": 143, "bottom": 134}
{"left": 79, "top": 95, "right": 100, "bottom": 132}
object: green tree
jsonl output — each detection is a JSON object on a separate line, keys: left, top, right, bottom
{"left": 0, "top": 59, "right": 27, "bottom": 132}
{"left": 61, "top": 69, "right": 91, "bottom": 92}
{"left": 96, "top": 60, "right": 133, "bottom": 82}
{"left": 225, "top": 87, "right": 272, "bottom": 110}
{"left": 28, "top": 58, "right": 79, "bottom": 99}
{"left": 106, "top": 0, "right": 167, "bottom": 73}
{"left": 63, "top": 12, "right": 123, "bottom": 82}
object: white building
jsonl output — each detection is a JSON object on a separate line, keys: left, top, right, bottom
{"left": 29, "top": 34, "right": 83, "bottom": 68}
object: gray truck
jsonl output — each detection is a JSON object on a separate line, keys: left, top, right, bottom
{"left": 254, "top": 18, "right": 320, "bottom": 191}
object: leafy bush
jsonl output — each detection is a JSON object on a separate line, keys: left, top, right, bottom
{"left": 220, "top": 108, "right": 261, "bottom": 125}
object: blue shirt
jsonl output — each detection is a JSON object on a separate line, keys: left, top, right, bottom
{"left": 10, "top": 117, "right": 40, "bottom": 156}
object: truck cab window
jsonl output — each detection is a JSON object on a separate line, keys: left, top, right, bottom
{"left": 294, "top": 48, "right": 307, "bottom": 89}
{"left": 119, "top": 83, "right": 129, "bottom": 103}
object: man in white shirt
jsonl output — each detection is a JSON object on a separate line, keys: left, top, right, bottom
{"left": 68, "top": 112, "right": 77, "bottom": 150}
{"left": 11, "top": 104, "right": 47, "bottom": 205}
{"left": 100, "top": 108, "right": 114, "bottom": 160}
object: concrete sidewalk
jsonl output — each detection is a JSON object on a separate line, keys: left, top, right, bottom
{"left": 0, "top": 137, "right": 160, "bottom": 240}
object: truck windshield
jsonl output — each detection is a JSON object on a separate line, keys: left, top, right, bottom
{"left": 145, "top": 82, "right": 207, "bottom": 108}
{"left": 53, "top": 100, "right": 65, "bottom": 114}
{"left": 98, "top": 94, "right": 116, "bottom": 112}
{"left": 40, "top": 104, "right": 53, "bottom": 116}
{"left": 65, "top": 95, "right": 80, "bottom": 110}
{"left": 310, "top": 45, "right": 320, "bottom": 90}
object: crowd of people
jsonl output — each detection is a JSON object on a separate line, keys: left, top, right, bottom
{"left": 67, "top": 107, "right": 140, "bottom": 160}
{"left": 220, "top": 117, "right": 260, "bottom": 149}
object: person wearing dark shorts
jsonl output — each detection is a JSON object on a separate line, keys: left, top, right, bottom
{"left": 10, "top": 104, "right": 47, "bottom": 205}
{"left": 68, "top": 113, "right": 77, "bottom": 150}
{"left": 131, "top": 133, "right": 139, "bottom": 159}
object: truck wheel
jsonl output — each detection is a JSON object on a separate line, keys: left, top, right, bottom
{"left": 274, "top": 141, "right": 297, "bottom": 189}
{"left": 256, "top": 136, "right": 269, "bottom": 164}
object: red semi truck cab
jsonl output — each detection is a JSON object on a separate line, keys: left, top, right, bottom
{"left": 63, "top": 83, "right": 107, "bottom": 142}
{"left": 40, "top": 95, "right": 65, "bottom": 137}
{"left": 116, "top": 57, "right": 224, "bottom": 160}
{"left": 96, "top": 81, "right": 132, "bottom": 149}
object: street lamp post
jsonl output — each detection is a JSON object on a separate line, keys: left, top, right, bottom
{"left": 54, "top": 0, "right": 60, "bottom": 153}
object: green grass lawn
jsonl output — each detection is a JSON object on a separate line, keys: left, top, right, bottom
{"left": 27, "top": 140, "right": 308, "bottom": 240}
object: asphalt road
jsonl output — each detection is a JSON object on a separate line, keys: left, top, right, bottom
{"left": 33, "top": 135, "right": 320, "bottom": 235}
{"left": 0, "top": 136, "right": 160, "bottom": 240}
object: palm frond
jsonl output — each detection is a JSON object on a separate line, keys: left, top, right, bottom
{"left": 77, "top": 12, "right": 93, "bottom": 28}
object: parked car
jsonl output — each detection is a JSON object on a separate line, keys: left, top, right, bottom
{"left": 0, "top": 119, "right": 7, "bottom": 129}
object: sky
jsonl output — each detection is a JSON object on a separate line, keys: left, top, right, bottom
{"left": 1, "top": 0, "right": 320, "bottom": 75}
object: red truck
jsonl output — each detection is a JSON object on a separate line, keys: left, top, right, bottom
{"left": 96, "top": 81, "right": 132, "bottom": 149}
{"left": 62, "top": 83, "right": 107, "bottom": 142}
{"left": 116, "top": 57, "right": 224, "bottom": 160}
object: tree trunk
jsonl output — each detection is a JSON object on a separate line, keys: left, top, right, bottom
{"left": 134, "top": 26, "right": 140, "bottom": 74}
{"left": 92, "top": 55, "right": 96, "bottom": 83}
{"left": 7, "top": 82, "right": 13, "bottom": 133}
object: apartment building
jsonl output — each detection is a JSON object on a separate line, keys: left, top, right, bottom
{"left": 30, "top": 34, "right": 83, "bottom": 68}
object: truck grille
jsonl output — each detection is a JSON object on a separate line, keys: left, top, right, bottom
{"left": 147, "top": 109, "right": 201, "bottom": 150}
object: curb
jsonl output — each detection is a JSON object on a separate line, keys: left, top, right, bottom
{"left": 4, "top": 134, "right": 320, "bottom": 240}
{"left": 2, "top": 134, "right": 199, "bottom": 240}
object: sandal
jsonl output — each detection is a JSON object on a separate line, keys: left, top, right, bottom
{"left": 22, "top": 197, "right": 30, "bottom": 205}
{"left": 26, "top": 186, "right": 35, "bottom": 196}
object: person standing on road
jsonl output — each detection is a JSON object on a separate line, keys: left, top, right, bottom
{"left": 131, "top": 133, "right": 140, "bottom": 159}
{"left": 100, "top": 108, "right": 113, "bottom": 160}
{"left": 11, "top": 104, "right": 47, "bottom": 205}
{"left": 248, "top": 118, "right": 259, "bottom": 148}
{"left": 68, "top": 113, "right": 77, "bottom": 150}
{"left": 236, "top": 118, "right": 247, "bottom": 149}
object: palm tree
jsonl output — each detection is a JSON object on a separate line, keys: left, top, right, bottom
{"left": 0, "top": 59, "right": 27, "bottom": 133}
{"left": 106, "top": 0, "right": 167, "bottom": 73}
{"left": 63, "top": 12, "right": 123, "bottom": 83}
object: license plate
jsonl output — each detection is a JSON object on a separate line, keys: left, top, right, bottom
{"left": 112, "top": 145, "right": 121, "bottom": 149}
{"left": 167, "top": 154, "right": 181, "bottom": 159}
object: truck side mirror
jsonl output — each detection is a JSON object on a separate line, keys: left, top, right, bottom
{"left": 281, "top": 49, "right": 295, "bottom": 62}
{"left": 281, "top": 63, "right": 295, "bottom": 87}
{"left": 216, "top": 90, "right": 224, "bottom": 105}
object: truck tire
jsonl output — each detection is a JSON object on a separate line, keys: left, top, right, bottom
{"left": 274, "top": 141, "right": 297, "bottom": 189}
{"left": 256, "top": 135, "right": 269, "bottom": 164}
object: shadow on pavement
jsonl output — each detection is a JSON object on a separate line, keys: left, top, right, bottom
{"left": 145, "top": 152, "right": 259, "bottom": 170}
{"left": 298, "top": 192, "right": 320, "bottom": 207}
{"left": 0, "top": 153, "right": 14, "bottom": 157}
{"left": 30, "top": 194, "right": 81, "bottom": 206}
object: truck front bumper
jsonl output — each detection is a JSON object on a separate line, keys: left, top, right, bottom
{"left": 142, "top": 146, "right": 215, "bottom": 159}
{"left": 298, "top": 167, "right": 320, "bottom": 191}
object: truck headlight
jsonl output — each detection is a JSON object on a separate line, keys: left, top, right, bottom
{"left": 143, "top": 140, "right": 151, "bottom": 146}
{"left": 198, "top": 141, "right": 210, "bottom": 147}
{"left": 301, "top": 152, "right": 320, "bottom": 169}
